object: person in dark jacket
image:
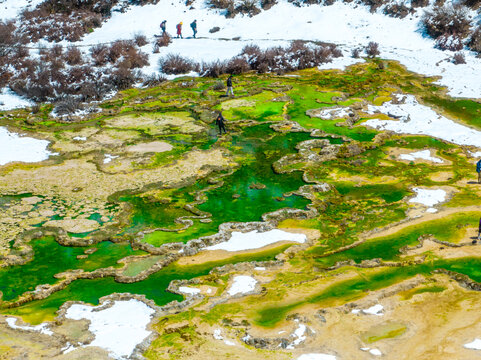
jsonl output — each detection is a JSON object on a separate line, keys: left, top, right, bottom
{"left": 215, "top": 112, "right": 227, "bottom": 135}
{"left": 477, "top": 159, "right": 481, "bottom": 183}
{"left": 190, "top": 20, "right": 197, "bottom": 38}
{"left": 477, "top": 217, "right": 481, "bottom": 242}
{"left": 176, "top": 22, "right": 183, "bottom": 38}
{"left": 160, "top": 20, "right": 167, "bottom": 35}
{"left": 226, "top": 75, "right": 234, "bottom": 96}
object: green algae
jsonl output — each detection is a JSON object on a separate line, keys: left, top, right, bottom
{"left": 122, "top": 255, "right": 165, "bottom": 277}
{"left": 5, "top": 244, "right": 291, "bottom": 324}
{"left": 0, "top": 237, "right": 143, "bottom": 302}
{"left": 361, "top": 322, "right": 407, "bottom": 343}
{"left": 334, "top": 183, "right": 409, "bottom": 203}
{"left": 142, "top": 125, "right": 311, "bottom": 246}
{"left": 256, "top": 257, "right": 481, "bottom": 327}
{"left": 400, "top": 285, "right": 445, "bottom": 300}
{"left": 313, "top": 211, "right": 481, "bottom": 267}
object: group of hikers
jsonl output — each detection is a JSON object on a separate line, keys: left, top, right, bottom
{"left": 160, "top": 19, "right": 197, "bottom": 39}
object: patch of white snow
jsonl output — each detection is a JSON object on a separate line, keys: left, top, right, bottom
{"left": 369, "top": 349, "right": 382, "bottom": 356}
{"left": 464, "top": 338, "right": 481, "bottom": 350}
{"left": 409, "top": 187, "right": 446, "bottom": 208}
{"left": 0, "top": 127, "right": 55, "bottom": 166}
{"left": 5, "top": 317, "right": 53, "bottom": 336}
{"left": 64, "top": 299, "right": 155, "bottom": 360}
{"left": 362, "top": 304, "right": 384, "bottom": 316}
{"left": 103, "top": 154, "right": 119, "bottom": 164}
{"left": 178, "top": 286, "right": 201, "bottom": 295}
{"left": 227, "top": 275, "right": 257, "bottom": 296}
{"left": 399, "top": 150, "right": 443, "bottom": 163}
{"left": 205, "top": 229, "right": 306, "bottom": 252}
{"left": 364, "top": 95, "right": 481, "bottom": 147}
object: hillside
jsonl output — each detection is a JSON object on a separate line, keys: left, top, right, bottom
{"left": 2, "top": 1, "right": 481, "bottom": 360}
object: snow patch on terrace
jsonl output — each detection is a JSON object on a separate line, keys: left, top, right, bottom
{"left": 399, "top": 150, "right": 443, "bottom": 163}
{"left": 364, "top": 94, "right": 481, "bottom": 147}
{"left": 64, "top": 299, "right": 155, "bottom": 360}
{"left": 178, "top": 286, "right": 201, "bottom": 295}
{"left": 353, "top": 304, "right": 384, "bottom": 316}
{"left": 103, "top": 154, "right": 119, "bottom": 164}
{"left": 465, "top": 338, "right": 481, "bottom": 350}
{"left": 297, "top": 354, "right": 337, "bottom": 360}
{"left": 227, "top": 275, "right": 257, "bottom": 296}
{"left": 286, "top": 320, "right": 308, "bottom": 349}
{"left": 0, "top": 88, "right": 34, "bottom": 111}
{"left": 5, "top": 317, "right": 53, "bottom": 336}
{"left": 409, "top": 187, "right": 447, "bottom": 212}
{"left": 0, "top": 127, "right": 55, "bottom": 166}
{"left": 311, "top": 107, "right": 350, "bottom": 120}
{"left": 205, "top": 229, "right": 306, "bottom": 252}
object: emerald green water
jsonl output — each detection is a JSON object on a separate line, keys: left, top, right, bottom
{"left": 5, "top": 244, "right": 290, "bottom": 324}
{"left": 0, "top": 237, "right": 143, "bottom": 302}
{"left": 142, "top": 125, "right": 311, "bottom": 246}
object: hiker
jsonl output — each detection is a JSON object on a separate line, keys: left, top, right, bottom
{"left": 477, "top": 159, "right": 481, "bottom": 184}
{"left": 160, "top": 20, "right": 167, "bottom": 35}
{"left": 176, "top": 22, "right": 183, "bottom": 38}
{"left": 226, "top": 75, "right": 234, "bottom": 96}
{"left": 478, "top": 217, "right": 481, "bottom": 242}
{"left": 190, "top": 20, "right": 197, "bottom": 38}
{"left": 215, "top": 112, "right": 227, "bottom": 135}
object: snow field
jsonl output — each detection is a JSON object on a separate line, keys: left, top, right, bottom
{"left": 465, "top": 338, "right": 481, "bottom": 350}
{"left": 399, "top": 150, "right": 443, "bottom": 163}
{"left": 205, "top": 229, "right": 306, "bottom": 252}
{"left": 409, "top": 187, "right": 447, "bottom": 212}
{"left": 0, "top": 127, "right": 55, "bottom": 166}
{"left": 178, "top": 286, "right": 201, "bottom": 295}
{"left": 352, "top": 304, "right": 384, "bottom": 316}
{"left": 0, "top": 88, "right": 34, "bottom": 111}
{"left": 5, "top": 317, "right": 53, "bottom": 336}
{"left": 227, "top": 275, "right": 257, "bottom": 296}
{"left": 71, "top": 0, "right": 481, "bottom": 98}
{"left": 64, "top": 299, "right": 156, "bottom": 359}
{"left": 364, "top": 95, "right": 481, "bottom": 147}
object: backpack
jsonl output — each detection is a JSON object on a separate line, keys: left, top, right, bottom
{"left": 191, "top": 22, "right": 196, "bottom": 30}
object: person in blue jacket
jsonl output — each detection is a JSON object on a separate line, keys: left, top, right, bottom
{"left": 190, "top": 20, "right": 197, "bottom": 38}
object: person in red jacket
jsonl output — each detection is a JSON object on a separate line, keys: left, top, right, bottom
{"left": 176, "top": 22, "right": 183, "bottom": 39}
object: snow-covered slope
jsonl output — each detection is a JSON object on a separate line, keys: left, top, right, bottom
{"left": 2, "top": 0, "right": 481, "bottom": 102}
{"left": 0, "top": 0, "right": 44, "bottom": 21}
{"left": 58, "top": 0, "right": 480, "bottom": 98}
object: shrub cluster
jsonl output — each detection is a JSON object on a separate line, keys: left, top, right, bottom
{"left": 16, "top": 0, "right": 121, "bottom": 42}
{"left": 1, "top": 38, "right": 148, "bottom": 104}
{"left": 207, "top": 0, "right": 261, "bottom": 17}
{"left": 452, "top": 52, "right": 466, "bottom": 64}
{"left": 365, "top": 42, "right": 380, "bottom": 57}
{"left": 468, "top": 26, "right": 481, "bottom": 54}
{"left": 153, "top": 33, "right": 172, "bottom": 53}
{"left": 159, "top": 54, "right": 199, "bottom": 74}
{"left": 160, "top": 41, "right": 343, "bottom": 77}
{"left": 422, "top": 5, "right": 471, "bottom": 50}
